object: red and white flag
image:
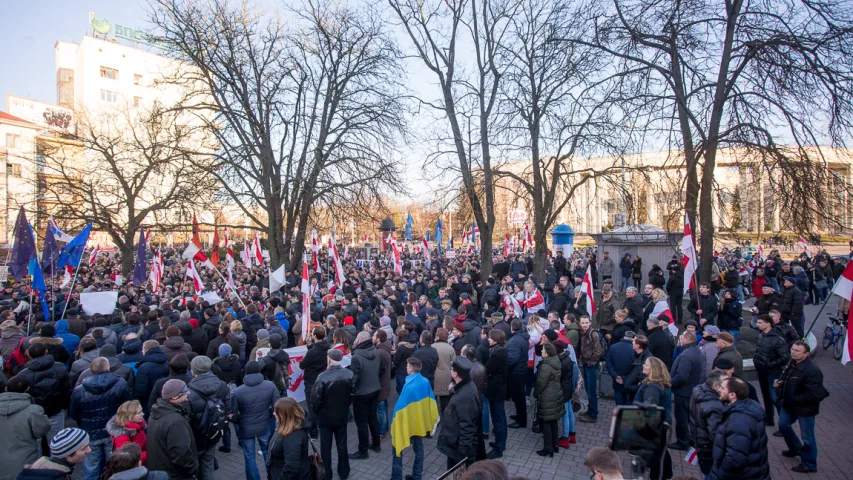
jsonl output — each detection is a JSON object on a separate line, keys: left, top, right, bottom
{"left": 88, "top": 245, "right": 101, "bottom": 266}
{"left": 524, "top": 287, "right": 545, "bottom": 312}
{"left": 185, "top": 259, "right": 205, "bottom": 294}
{"left": 502, "top": 291, "right": 524, "bottom": 318}
{"left": 182, "top": 214, "right": 215, "bottom": 269}
{"left": 311, "top": 229, "right": 322, "bottom": 273}
{"left": 149, "top": 249, "right": 163, "bottom": 293}
{"left": 328, "top": 236, "right": 345, "bottom": 286}
{"left": 833, "top": 261, "right": 853, "bottom": 365}
{"left": 651, "top": 300, "right": 676, "bottom": 336}
{"left": 363, "top": 233, "right": 369, "bottom": 243}
{"left": 797, "top": 236, "right": 813, "bottom": 259}
{"left": 60, "top": 265, "right": 73, "bottom": 289}
{"left": 581, "top": 266, "right": 596, "bottom": 315}
{"left": 681, "top": 213, "right": 698, "bottom": 295}
{"left": 684, "top": 448, "right": 699, "bottom": 466}
{"left": 301, "top": 261, "right": 311, "bottom": 341}
{"left": 241, "top": 239, "right": 252, "bottom": 266}
{"left": 503, "top": 233, "right": 512, "bottom": 257}
{"left": 253, "top": 233, "right": 264, "bottom": 265}
{"left": 209, "top": 228, "right": 221, "bottom": 266}
{"left": 756, "top": 243, "right": 764, "bottom": 259}
{"left": 522, "top": 223, "right": 533, "bottom": 252}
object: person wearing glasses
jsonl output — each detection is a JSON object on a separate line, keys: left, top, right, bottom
{"left": 147, "top": 379, "right": 198, "bottom": 480}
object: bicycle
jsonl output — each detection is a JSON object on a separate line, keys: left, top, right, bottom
{"left": 822, "top": 314, "right": 847, "bottom": 360}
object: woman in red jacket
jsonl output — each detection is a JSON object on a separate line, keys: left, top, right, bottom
{"left": 107, "top": 400, "right": 148, "bottom": 464}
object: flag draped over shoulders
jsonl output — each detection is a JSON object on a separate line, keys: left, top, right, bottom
{"left": 391, "top": 372, "right": 439, "bottom": 456}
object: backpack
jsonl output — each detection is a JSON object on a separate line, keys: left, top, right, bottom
{"left": 262, "top": 356, "right": 290, "bottom": 396}
{"left": 189, "top": 387, "right": 229, "bottom": 445}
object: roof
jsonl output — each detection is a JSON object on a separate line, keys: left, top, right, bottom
{"left": 0, "top": 111, "right": 37, "bottom": 126}
{"left": 592, "top": 224, "right": 679, "bottom": 245}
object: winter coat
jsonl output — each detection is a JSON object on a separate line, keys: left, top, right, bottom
{"left": 211, "top": 355, "right": 242, "bottom": 387}
{"left": 230, "top": 331, "right": 247, "bottom": 361}
{"left": 484, "top": 345, "right": 508, "bottom": 401}
{"left": 773, "top": 323, "right": 799, "bottom": 349}
{"left": 350, "top": 341, "right": 383, "bottom": 397}
{"left": 708, "top": 399, "right": 770, "bottom": 480}
{"left": 433, "top": 341, "right": 456, "bottom": 397}
{"left": 557, "top": 350, "right": 575, "bottom": 402}
{"left": 15, "top": 457, "right": 75, "bottom": 480}
{"left": 596, "top": 295, "right": 618, "bottom": 332}
{"left": 267, "top": 428, "right": 312, "bottom": 480}
{"left": 611, "top": 319, "right": 637, "bottom": 345}
{"left": 623, "top": 350, "right": 652, "bottom": 394}
{"left": 107, "top": 417, "right": 148, "bottom": 464}
{"left": 160, "top": 337, "right": 191, "bottom": 362}
{"left": 248, "top": 337, "right": 270, "bottom": 364}
{"left": 563, "top": 322, "right": 580, "bottom": 347}
{"left": 755, "top": 292, "right": 781, "bottom": 315}
{"left": 687, "top": 294, "right": 719, "bottom": 325}
{"left": 579, "top": 329, "right": 603, "bottom": 366}
{"left": 700, "top": 342, "right": 719, "bottom": 378}
{"left": 534, "top": 356, "right": 566, "bottom": 421}
{"left": 76, "top": 356, "right": 135, "bottom": 391}
{"left": 392, "top": 341, "right": 415, "bottom": 376}
{"left": 460, "top": 319, "right": 481, "bottom": 349}
{"left": 716, "top": 346, "right": 743, "bottom": 378}
{"left": 205, "top": 334, "right": 240, "bottom": 360}
{"left": 0, "top": 327, "right": 24, "bottom": 358}
{"left": 298, "top": 342, "right": 329, "bottom": 389}
{"left": 548, "top": 292, "right": 570, "bottom": 319}
{"left": 375, "top": 341, "right": 393, "bottom": 401}
{"left": 412, "top": 345, "right": 438, "bottom": 380}
{"left": 689, "top": 382, "right": 725, "bottom": 451}
{"left": 619, "top": 256, "right": 633, "bottom": 277}
{"left": 69, "top": 372, "right": 133, "bottom": 440}
{"left": 505, "top": 330, "right": 531, "bottom": 374}
{"left": 666, "top": 270, "right": 684, "bottom": 298}
{"left": 70, "top": 349, "right": 100, "bottom": 385}
{"left": 186, "top": 372, "right": 231, "bottom": 431}
{"left": 599, "top": 257, "right": 615, "bottom": 277}
{"left": 778, "top": 358, "right": 829, "bottom": 417}
{"left": 752, "top": 330, "right": 790, "bottom": 374}
{"left": 0, "top": 392, "right": 51, "bottom": 479}
{"left": 27, "top": 337, "right": 69, "bottom": 366}
{"left": 605, "top": 338, "right": 634, "bottom": 392}
{"left": 53, "top": 321, "right": 80, "bottom": 358}
{"left": 635, "top": 382, "right": 672, "bottom": 423}
{"left": 117, "top": 340, "right": 145, "bottom": 371}
{"left": 259, "top": 348, "right": 290, "bottom": 395}
{"left": 780, "top": 285, "right": 805, "bottom": 322}
{"left": 717, "top": 298, "right": 742, "bottom": 332}
{"left": 436, "top": 377, "right": 479, "bottom": 461}
{"left": 107, "top": 467, "right": 168, "bottom": 480}
{"left": 148, "top": 374, "right": 193, "bottom": 412}
{"left": 647, "top": 326, "right": 674, "bottom": 370}
{"left": 134, "top": 348, "right": 169, "bottom": 409}
{"left": 622, "top": 296, "right": 644, "bottom": 325}
{"left": 15, "top": 355, "right": 70, "bottom": 417}
{"left": 309, "top": 365, "right": 353, "bottom": 427}
{"left": 146, "top": 398, "right": 198, "bottom": 480}
{"left": 231, "top": 372, "right": 280, "bottom": 439}
{"left": 670, "top": 343, "right": 704, "bottom": 398}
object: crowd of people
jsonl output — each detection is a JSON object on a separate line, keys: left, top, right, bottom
{"left": 0, "top": 241, "right": 839, "bottom": 480}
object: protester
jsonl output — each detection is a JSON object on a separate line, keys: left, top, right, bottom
{"left": 605, "top": 331, "right": 635, "bottom": 406}
{"left": 714, "top": 332, "right": 743, "bottom": 378}
{"left": 231, "top": 360, "right": 279, "bottom": 480}
{"left": 433, "top": 328, "right": 457, "bottom": 414}
{"left": 753, "top": 314, "right": 790, "bottom": 427}
{"left": 310, "top": 349, "right": 353, "bottom": 480}
{"left": 533, "top": 343, "right": 565, "bottom": 457}
{"left": 668, "top": 330, "right": 704, "bottom": 450}
{"left": 259, "top": 334, "right": 290, "bottom": 398}
{"left": 577, "top": 316, "right": 602, "bottom": 423}
{"left": 437, "top": 357, "right": 479, "bottom": 470}
{"left": 16, "top": 428, "right": 91, "bottom": 480}
{"left": 14, "top": 342, "right": 70, "bottom": 447}
{"left": 390, "top": 357, "right": 439, "bottom": 480}
{"left": 708, "top": 377, "right": 769, "bottom": 480}
{"left": 645, "top": 317, "right": 673, "bottom": 369}
{"left": 101, "top": 443, "right": 167, "bottom": 480}
{"left": 107, "top": 400, "right": 148, "bottom": 465}
{"left": 146, "top": 379, "right": 198, "bottom": 480}
{"left": 634, "top": 357, "right": 673, "bottom": 480}
{"left": 298, "top": 326, "right": 328, "bottom": 439}
{"left": 349, "top": 331, "right": 383, "bottom": 459}
{"left": 134, "top": 341, "right": 168, "bottom": 412}
{"left": 374, "top": 329, "right": 393, "bottom": 439}
{"left": 0, "top": 376, "right": 51, "bottom": 479}
{"left": 689, "top": 370, "right": 727, "bottom": 477}
{"left": 266, "top": 398, "right": 312, "bottom": 480}
{"left": 186, "top": 356, "right": 231, "bottom": 480}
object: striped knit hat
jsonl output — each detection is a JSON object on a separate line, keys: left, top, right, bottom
{"left": 50, "top": 428, "right": 89, "bottom": 458}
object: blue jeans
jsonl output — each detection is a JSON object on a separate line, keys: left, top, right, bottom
{"left": 726, "top": 329, "right": 740, "bottom": 343}
{"left": 779, "top": 408, "right": 817, "bottom": 470}
{"left": 614, "top": 390, "right": 633, "bottom": 406}
{"left": 482, "top": 396, "right": 490, "bottom": 435}
{"left": 487, "top": 396, "right": 507, "bottom": 452}
{"left": 736, "top": 284, "right": 745, "bottom": 302}
{"left": 582, "top": 365, "right": 599, "bottom": 419}
{"left": 377, "top": 399, "right": 390, "bottom": 436}
{"left": 621, "top": 276, "right": 630, "bottom": 292}
{"left": 239, "top": 431, "right": 271, "bottom": 480}
{"left": 82, "top": 436, "right": 112, "bottom": 480}
{"left": 392, "top": 436, "right": 424, "bottom": 480}
{"left": 395, "top": 373, "right": 407, "bottom": 394}
{"left": 561, "top": 401, "right": 575, "bottom": 436}
{"left": 221, "top": 423, "right": 232, "bottom": 449}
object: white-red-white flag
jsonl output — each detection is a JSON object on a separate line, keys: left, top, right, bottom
{"left": 682, "top": 213, "right": 698, "bottom": 295}
{"left": 301, "top": 261, "right": 311, "bottom": 341}
{"left": 241, "top": 239, "right": 252, "bottom": 266}
{"left": 581, "top": 266, "right": 596, "bottom": 315}
{"left": 182, "top": 214, "right": 215, "bottom": 270}
{"left": 833, "top": 261, "right": 853, "bottom": 364}
{"left": 185, "top": 259, "right": 205, "bottom": 294}
{"left": 522, "top": 223, "right": 533, "bottom": 252}
{"left": 502, "top": 291, "right": 523, "bottom": 319}
{"left": 88, "top": 244, "right": 101, "bottom": 266}
{"left": 651, "top": 300, "right": 676, "bottom": 336}
{"left": 756, "top": 243, "right": 764, "bottom": 259}
{"left": 149, "top": 248, "right": 163, "bottom": 293}
{"left": 797, "top": 236, "right": 813, "bottom": 259}
{"left": 60, "top": 265, "right": 73, "bottom": 289}
{"left": 311, "top": 229, "right": 322, "bottom": 273}
{"left": 390, "top": 235, "right": 403, "bottom": 275}
{"left": 328, "top": 236, "right": 345, "bottom": 286}
{"left": 253, "top": 233, "right": 264, "bottom": 266}
{"left": 504, "top": 233, "right": 511, "bottom": 257}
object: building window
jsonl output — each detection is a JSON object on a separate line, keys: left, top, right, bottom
{"left": 5, "top": 134, "right": 20, "bottom": 149}
{"left": 134, "top": 74, "right": 142, "bottom": 85}
{"left": 100, "top": 66, "right": 119, "bottom": 80}
{"left": 100, "top": 90, "right": 119, "bottom": 103}
{"left": 6, "top": 163, "right": 21, "bottom": 178}
{"left": 134, "top": 96, "right": 142, "bottom": 107}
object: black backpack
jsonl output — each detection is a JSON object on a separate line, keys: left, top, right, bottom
{"left": 189, "top": 387, "right": 228, "bottom": 445}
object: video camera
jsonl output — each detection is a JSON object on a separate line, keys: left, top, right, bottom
{"left": 608, "top": 405, "right": 669, "bottom": 480}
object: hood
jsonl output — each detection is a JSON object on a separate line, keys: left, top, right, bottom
{"left": 274, "top": 312, "right": 288, "bottom": 324}
{"left": 513, "top": 330, "right": 531, "bottom": 341}
{"left": 376, "top": 341, "right": 392, "bottom": 354}
{"left": 268, "top": 348, "right": 289, "bottom": 363}
{"left": 462, "top": 318, "right": 479, "bottom": 332}
{"left": 215, "top": 355, "right": 241, "bottom": 373}
{"left": 163, "top": 336, "right": 186, "bottom": 350}
{"left": 109, "top": 466, "right": 149, "bottom": 480}
{"left": 565, "top": 323, "right": 580, "bottom": 332}
{"left": 694, "top": 382, "right": 722, "bottom": 404}
{"left": 28, "top": 336, "right": 63, "bottom": 347}
{"left": 55, "top": 320, "right": 70, "bottom": 335}
{"left": 541, "top": 355, "right": 561, "bottom": 370}
{"left": 0, "top": 392, "right": 36, "bottom": 416}
{"left": 106, "top": 416, "right": 140, "bottom": 438}
{"left": 353, "top": 341, "right": 377, "bottom": 360}
{"left": 106, "top": 357, "right": 124, "bottom": 372}
{"left": 149, "top": 398, "right": 185, "bottom": 421}
{"left": 26, "top": 354, "right": 57, "bottom": 372}
{"left": 25, "top": 457, "right": 72, "bottom": 475}
{"left": 140, "top": 347, "right": 168, "bottom": 365}
{"left": 188, "top": 372, "right": 224, "bottom": 396}
{"left": 255, "top": 337, "right": 270, "bottom": 350}
{"left": 724, "top": 398, "right": 766, "bottom": 423}
{"left": 81, "top": 349, "right": 100, "bottom": 363}
{"left": 243, "top": 372, "right": 264, "bottom": 387}
{"left": 82, "top": 372, "right": 121, "bottom": 395}
{"left": 231, "top": 331, "right": 246, "bottom": 342}
{"left": 621, "top": 319, "right": 636, "bottom": 328}
{"left": 121, "top": 339, "right": 142, "bottom": 355}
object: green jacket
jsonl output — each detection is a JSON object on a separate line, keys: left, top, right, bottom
{"left": 0, "top": 392, "right": 51, "bottom": 480}
{"left": 534, "top": 356, "right": 566, "bottom": 421}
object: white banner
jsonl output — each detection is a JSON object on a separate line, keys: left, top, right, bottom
{"left": 80, "top": 291, "right": 119, "bottom": 315}
{"left": 254, "top": 345, "right": 308, "bottom": 402}
{"left": 200, "top": 291, "right": 224, "bottom": 305}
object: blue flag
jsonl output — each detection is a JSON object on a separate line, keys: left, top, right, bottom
{"left": 133, "top": 227, "right": 147, "bottom": 285}
{"left": 405, "top": 212, "right": 413, "bottom": 241}
{"left": 435, "top": 218, "right": 443, "bottom": 253}
{"left": 41, "top": 227, "right": 60, "bottom": 275}
{"left": 9, "top": 207, "right": 37, "bottom": 282}
{"left": 425, "top": 229, "right": 431, "bottom": 242}
{"left": 57, "top": 223, "right": 93, "bottom": 270}
{"left": 27, "top": 224, "right": 52, "bottom": 320}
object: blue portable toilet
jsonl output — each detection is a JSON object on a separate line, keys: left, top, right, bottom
{"left": 550, "top": 224, "right": 575, "bottom": 256}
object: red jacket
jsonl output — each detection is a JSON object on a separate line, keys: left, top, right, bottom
{"left": 108, "top": 419, "right": 147, "bottom": 464}
{"left": 752, "top": 277, "right": 768, "bottom": 298}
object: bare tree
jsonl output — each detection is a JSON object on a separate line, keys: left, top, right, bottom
{"left": 572, "top": 0, "right": 853, "bottom": 281}
{"left": 40, "top": 104, "right": 216, "bottom": 276}
{"left": 150, "top": 0, "right": 406, "bottom": 269}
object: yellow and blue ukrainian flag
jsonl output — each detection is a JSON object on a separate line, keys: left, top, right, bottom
{"left": 391, "top": 372, "right": 439, "bottom": 456}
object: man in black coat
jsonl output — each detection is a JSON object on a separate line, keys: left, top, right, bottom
{"left": 775, "top": 341, "right": 829, "bottom": 473}
{"left": 147, "top": 379, "right": 198, "bottom": 480}
{"left": 665, "top": 265, "right": 684, "bottom": 325}
{"left": 437, "top": 357, "right": 480, "bottom": 470}
{"left": 754, "top": 285, "right": 782, "bottom": 315}
{"left": 349, "top": 331, "right": 384, "bottom": 459}
{"left": 687, "top": 282, "right": 719, "bottom": 328}
{"left": 310, "top": 349, "right": 353, "bottom": 480}
{"left": 709, "top": 377, "right": 769, "bottom": 480}
{"left": 779, "top": 277, "right": 806, "bottom": 338}
{"left": 753, "top": 315, "right": 790, "bottom": 426}
{"left": 186, "top": 356, "right": 232, "bottom": 480}
{"left": 689, "top": 370, "right": 727, "bottom": 476}
{"left": 668, "top": 330, "right": 704, "bottom": 450}
{"left": 299, "top": 327, "right": 329, "bottom": 438}
{"left": 548, "top": 284, "right": 570, "bottom": 319}
{"left": 484, "top": 329, "right": 508, "bottom": 459}
{"left": 645, "top": 318, "right": 674, "bottom": 369}
{"left": 15, "top": 343, "right": 70, "bottom": 443}
{"left": 412, "top": 331, "right": 439, "bottom": 389}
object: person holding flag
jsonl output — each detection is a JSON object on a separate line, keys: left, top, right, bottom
{"left": 389, "top": 356, "right": 439, "bottom": 480}
{"left": 182, "top": 214, "right": 214, "bottom": 269}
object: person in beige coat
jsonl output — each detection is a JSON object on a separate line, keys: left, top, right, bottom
{"left": 433, "top": 328, "right": 457, "bottom": 414}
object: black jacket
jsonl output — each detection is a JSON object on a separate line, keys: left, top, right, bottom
{"left": 611, "top": 319, "right": 638, "bottom": 345}
{"left": 646, "top": 327, "right": 673, "bottom": 370}
{"left": 779, "top": 285, "right": 805, "bottom": 322}
{"left": 69, "top": 372, "right": 133, "bottom": 440}
{"left": 393, "top": 342, "right": 416, "bottom": 376}
{"left": 666, "top": 270, "right": 684, "bottom": 297}
{"left": 557, "top": 350, "right": 575, "bottom": 403}
{"left": 298, "top": 342, "right": 329, "bottom": 389}
{"left": 267, "top": 429, "right": 312, "bottom": 480}
{"left": 670, "top": 343, "right": 704, "bottom": 398}
{"left": 755, "top": 292, "right": 781, "bottom": 316}
{"left": 351, "top": 341, "right": 383, "bottom": 396}
{"left": 186, "top": 373, "right": 231, "bottom": 447}
{"left": 211, "top": 355, "right": 243, "bottom": 386}
{"left": 484, "top": 345, "right": 508, "bottom": 401}
{"left": 778, "top": 358, "right": 829, "bottom": 417}
{"left": 753, "top": 330, "right": 790, "bottom": 374}
{"left": 689, "top": 382, "right": 725, "bottom": 451}
{"left": 709, "top": 399, "right": 769, "bottom": 480}
{"left": 716, "top": 299, "right": 742, "bottom": 332}
{"left": 412, "top": 345, "right": 438, "bottom": 380}
{"left": 623, "top": 350, "right": 651, "bottom": 394}
{"left": 310, "top": 365, "right": 354, "bottom": 427}
{"left": 437, "top": 377, "right": 480, "bottom": 461}
{"left": 15, "top": 355, "right": 69, "bottom": 417}
{"left": 772, "top": 323, "right": 799, "bottom": 349}
{"left": 687, "top": 294, "right": 718, "bottom": 324}
{"left": 548, "top": 292, "right": 570, "bottom": 319}
{"left": 205, "top": 334, "right": 240, "bottom": 360}
{"left": 134, "top": 348, "right": 169, "bottom": 410}
{"left": 147, "top": 399, "right": 198, "bottom": 480}
{"left": 505, "top": 330, "right": 530, "bottom": 375}
{"left": 622, "top": 296, "right": 645, "bottom": 325}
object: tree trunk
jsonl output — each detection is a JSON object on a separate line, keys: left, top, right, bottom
{"left": 120, "top": 244, "right": 135, "bottom": 280}
{"left": 480, "top": 234, "right": 494, "bottom": 280}
{"left": 532, "top": 230, "right": 549, "bottom": 280}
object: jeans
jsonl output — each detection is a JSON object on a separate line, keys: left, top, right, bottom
{"left": 757, "top": 371, "right": 780, "bottom": 424}
{"left": 395, "top": 373, "right": 407, "bottom": 394}
{"left": 198, "top": 445, "right": 216, "bottom": 480}
{"left": 818, "top": 285, "right": 829, "bottom": 303}
{"left": 482, "top": 396, "right": 490, "bottom": 435}
{"left": 239, "top": 431, "right": 271, "bottom": 480}
{"left": 82, "top": 436, "right": 112, "bottom": 480}
{"left": 561, "top": 401, "right": 575, "bottom": 436}
{"left": 725, "top": 329, "right": 740, "bottom": 343}
{"left": 736, "top": 284, "right": 745, "bottom": 302}
{"left": 40, "top": 411, "right": 65, "bottom": 456}
{"left": 779, "top": 408, "right": 818, "bottom": 470}
{"left": 621, "top": 276, "right": 630, "bottom": 292}
{"left": 508, "top": 372, "right": 527, "bottom": 426}
{"left": 673, "top": 395, "right": 690, "bottom": 446}
{"left": 304, "top": 383, "right": 318, "bottom": 437}
{"left": 320, "top": 424, "right": 350, "bottom": 480}
{"left": 614, "top": 390, "right": 633, "bottom": 406}
{"left": 582, "top": 365, "right": 599, "bottom": 419}
{"left": 377, "top": 399, "right": 390, "bottom": 436}
{"left": 487, "top": 396, "right": 507, "bottom": 452}
{"left": 392, "top": 436, "right": 424, "bottom": 480}
{"left": 221, "top": 424, "right": 232, "bottom": 449}
{"left": 353, "top": 392, "right": 380, "bottom": 453}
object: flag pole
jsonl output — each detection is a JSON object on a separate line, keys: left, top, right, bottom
{"left": 59, "top": 249, "right": 86, "bottom": 321}
{"left": 803, "top": 280, "right": 840, "bottom": 339}
{"left": 211, "top": 266, "right": 247, "bottom": 309}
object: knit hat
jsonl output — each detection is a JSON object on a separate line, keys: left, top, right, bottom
{"left": 191, "top": 355, "right": 212, "bottom": 374}
{"left": 161, "top": 379, "right": 187, "bottom": 400}
{"left": 552, "top": 339, "right": 568, "bottom": 354}
{"left": 188, "top": 319, "right": 199, "bottom": 329}
{"left": 166, "top": 325, "right": 180, "bottom": 338}
{"left": 490, "top": 312, "right": 504, "bottom": 321}
{"left": 218, "top": 343, "right": 232, "bottom": 357}
{"left": 703, "top": 325, "right": 721, "bottom": 339}
{"left": 257, "top": 329, "right": 270, "bottom": 340}
{"left": 245, "top": 360, "right": 261, "bottom": 375}
{"left": 380, "top": 316, "right": 391, "bottom": 327}
{"left": 543, "top": 329, "right": 558, "bottom": 342}
{"left": 713, "top": 357, "right": 734, "bottom": 370}
{"left": 328, "top": 349, "right": 343, "bottom": 361}
{"left": 99, "top": 345, "right": 117, "bottom": 357}
{"left": 717, "top": 332, "right": 735, "bottom": 344}
{"left": 344, "top": 316, "right": 354, "bottom": 326}
{"left": 50, "top": 428, "right": 89, "bottom": 458}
